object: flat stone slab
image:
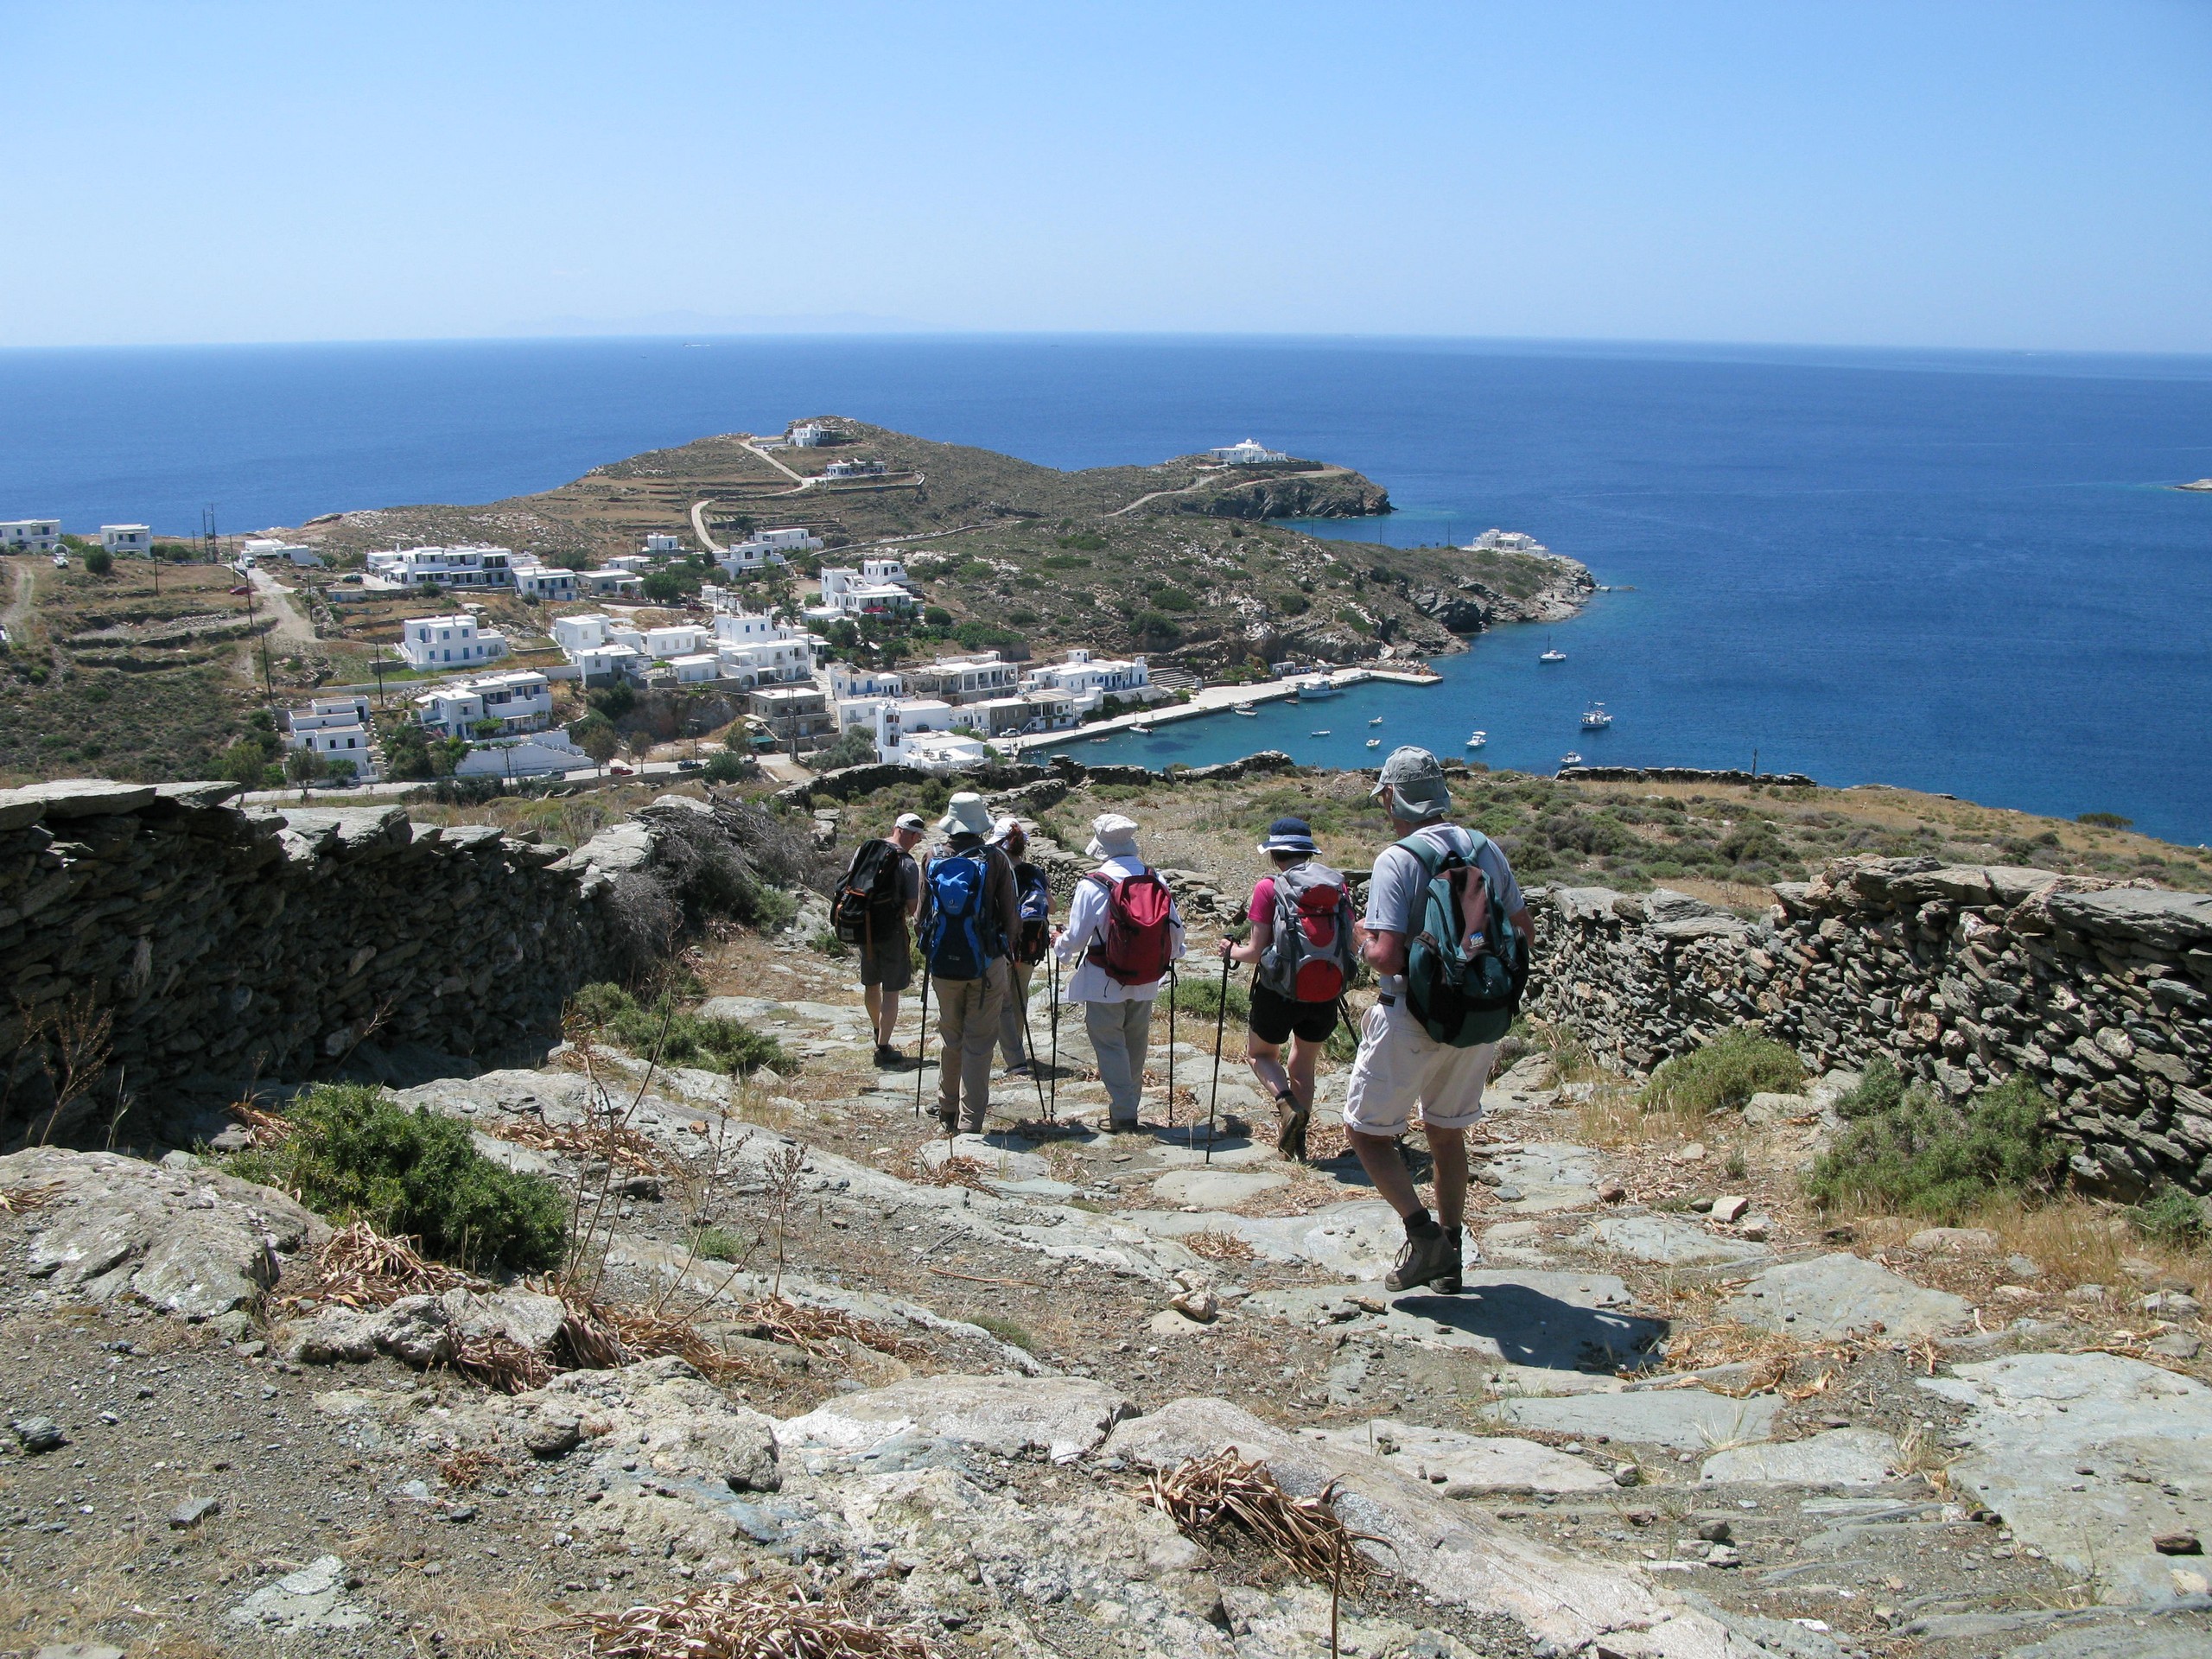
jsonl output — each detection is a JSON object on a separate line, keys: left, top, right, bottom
{"left": 1700, "top": 1427, "right": 1898, "bottom": 1488}
{"left": 1495, "top": 1388, "right": 1783, "bottom": 1452}
{"left": 1590, "top": 1215, "right": 1773, "bottom": 1268}
{"left": 1719, "top": 1252, "right": 1973, "bottom": 1340}
{"left": 779, "top": 1373, "right": 1135, "bottom": 1464}
{"left": 1152, "top": 1168, "right": 1288, "bottom": 1208}
{"left": 1480, "top": 1219, "right": 1565, "bottom": 1268}
{"left": 1482, "top": 1142, "right": 1603, "bottom": 1212}
{"left": 1918, "top": 1352, "right": 2212, "bottom": 1606}
{"left": 1303, "top": 1420, "right": 1617, "bottom": 1496}
{"left": 1229, "top": 1200, "right": 1408, "bottom": 1277}
{"left": 1246, "top": 1269, "right": 1663, "bottom": 1375}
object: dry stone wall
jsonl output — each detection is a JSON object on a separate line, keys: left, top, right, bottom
{"left": 1529, "top": 856, "right": 2212, "bottom": 1198}
{"left": 0, "top": 779, "right": 715, "bottom": 1149}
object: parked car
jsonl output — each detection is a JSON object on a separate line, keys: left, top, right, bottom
{"left": 228, "top": 585, "right": 251, "bottom": 596}
{"left": 607, "top": 763, "right": 633, "bottom": 775}
{"left": 676, "top": 758, "right": 702, "bottom": 772}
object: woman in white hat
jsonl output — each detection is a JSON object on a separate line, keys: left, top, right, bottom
{"left": 918, "top": 791, "right": 1019, "bottom": 1133}
{"left": 1051, "top": 812, "right": 1185, "bottom": 1131}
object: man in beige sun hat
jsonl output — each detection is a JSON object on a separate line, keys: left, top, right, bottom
{"left": 1052, "top": 811, "right": 1185, "bottom": 1131}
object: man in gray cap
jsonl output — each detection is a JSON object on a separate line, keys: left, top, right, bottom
{"left": 1052, "top": 812, "right": 1185, "bottom": 1131}
{"left": 918, "top": 791, "right": 1020, "bottom": 1133}
{"left": 1346, "top": 747, "right": 1530, "bottom": 1294}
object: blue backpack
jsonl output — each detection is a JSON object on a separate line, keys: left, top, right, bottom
{"left": 924, "top": 848, "right": 997, "bottom": 980}
{"left": 1012, "top": 861, "right": 1052, "bottom": 965}
{"left": 1395, "top": 828, "right": 1528, "bottom": 1047}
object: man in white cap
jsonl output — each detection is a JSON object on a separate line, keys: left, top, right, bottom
{"left": 918, "top": 791, "right": 1020, "bottom": 1133}
{"left": 1346, "top": 747, "right": 1530, "bottom": 1294}
{"left": 1052, "top": 812, "right": 1185, "bottom": 1131}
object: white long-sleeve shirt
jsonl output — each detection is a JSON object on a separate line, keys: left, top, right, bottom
{"left": 1052, "top": 855, "right": 1186, "bottom": 1002}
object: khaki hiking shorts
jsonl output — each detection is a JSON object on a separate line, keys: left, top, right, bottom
{"left": 1341, "top": 999, "right": 1495, "bottom": 1138}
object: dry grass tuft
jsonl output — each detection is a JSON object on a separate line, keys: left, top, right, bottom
{"left": 0, "top": 1180, "right": 63, "bottom": 1213}
{"left": 1146, "top": 1449, "right": 1380, "bottom": 1591}
{"left": 914, "top": 1154, "right": 995, "bottom": 1195}
{"left": 438, "top": 1446, "right": 507, "bottom": 1490}
{"left": 453, "top": 1332, "right": 556, "bottom": 1394}
{"left": 734, "top": 1294, "right": 921, "bottom": 1359}
{"left": 299, "top": 1218, "right": 480, "bottom": 1309}
{"left": 226, "top": 1099, "right": 293, "bottom": 1148}
{"left": 1182, "top": 1230, "right": 1257, "bottom": 1264}
{"left": 551, "top": 1291, "right": 765, "bottom": 1385}
{"left": 573, "top": 1578, "right": 935, "bottom": 1659}
{"left": 493, "top": 1108, "right": 667, "bottom": 1176}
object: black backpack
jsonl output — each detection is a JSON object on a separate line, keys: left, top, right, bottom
{"left": 833, "top": 838, "right": 906, "bottom": 945}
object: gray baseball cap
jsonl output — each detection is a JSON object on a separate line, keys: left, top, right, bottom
{"left": 1370, "top": 746, "right": 1452, "bottom": 817}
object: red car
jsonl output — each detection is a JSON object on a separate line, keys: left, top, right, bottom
{"left": 228, "top": 585, "right": 251, "bottom": 596}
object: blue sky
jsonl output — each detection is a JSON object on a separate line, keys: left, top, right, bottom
{"left": 3, "top": 2, "right": 2208, "bottom": 351}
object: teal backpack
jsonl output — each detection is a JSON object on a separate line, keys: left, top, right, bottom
{"left": 1395, "top": 829, "right": 1528, "bottom": 1047}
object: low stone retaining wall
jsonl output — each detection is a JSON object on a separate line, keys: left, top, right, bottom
{"left": 1558, "top": 766, "right": 1818, "bottom": 788}
{"left": 772, "top": 750, "right": 1300, "bottom": 811}
{"left": 1529, "top": 856, "right": 2212, "bottom": 1198}
{"left": 0, "top": 779, "right": 737, "bottom": 1148}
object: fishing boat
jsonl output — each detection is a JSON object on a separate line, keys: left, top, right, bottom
{"left": 1367, "top": 715, "right": 1383, "bottom": 726}
{"left": 1294, "top": 677, "right": 1339, "bottom": 699}
{"left": 1540, "top": 645, "right": 1566, "bottom": 664}
{"left": 1089, "top": 736, "right": 1110, "bottom": 745}
{"left": 1560, "top": 751, "right": 1584, "bottom": 767}
{"left": 1365, "top": 738, "right": 1382, "bottom": 749}
{"left": 1309, "top": 728, "right": 1332, "bottom": 736}
{"left": 1233, "top": 703, "right": 1257, "bottom": 716}
{"left": 1465, "top": 730, "right": 1487, "bottom": 748}
{"left": 1130, "top": 724, "right": 1152, "bottom": 734}
{"left": 1580, "top": 702, "right": 1612, "bottom": 730}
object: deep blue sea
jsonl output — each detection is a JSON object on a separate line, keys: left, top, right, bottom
{"left": 3, "top": 335, "right": 2209, "bottom": 843}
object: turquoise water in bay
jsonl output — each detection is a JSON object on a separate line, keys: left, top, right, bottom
{"left": 2, "top": 335, "right": 2208, "bottom": 842}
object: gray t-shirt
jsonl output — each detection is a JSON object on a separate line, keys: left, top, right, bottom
{"left": 1362, "top": 824, "right": 1525, "bottom": 997}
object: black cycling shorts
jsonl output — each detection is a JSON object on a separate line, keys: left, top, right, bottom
{"left": 1249, "top": 982, "right": 1338, "bottom": 1046}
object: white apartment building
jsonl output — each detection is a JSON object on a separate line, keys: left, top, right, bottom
{"left": 2, "top": 520, "right": 61, "bottom": 553}
{"left": 817, "top": 566, "right": 918, "bottom": 618}
{"left": 860, "top": 556, "right": 911, "bottom": 587}
{"left": 717, "top": 525, "right": 821, "bottom": 576}
{"left": 366, "top": 543, "right": 516, "bottom": 589}
{"left": 1209, "top": 438, "right": 1289, "bottom": 465}
{"left": 239, "top": 537, "right": 322, "bottom": 568}
{"left": 827, "top": 663, "right": 904, "bottom": 700}
{"left": 286, "top": 695, "right": 377, "bottom": 779}
{"left": 1020, "top": 647, "right": 1153, "bottom": 715}
{"left": 642, "top": 624, "right": 709, "bottom": 658}
{"left": 575, "top": 642, "right": 644, "bottom": 682}
{"left": 835, "top": 694, "right": 894, "bottom": 735}
{"left": 713, "top": 609, "right": 787, "bottom": 645}
{"left": 397, "top": 613, "right": 510, "bottom": 671}
{"left": 903, "top": 651, "right": 1022, "bottom": 705}
{"left": 717, "top": 635, "right": 814, "bottom": 686}
{"left": 100, "top": 524, "right": 151, "bottom": 556}
{"left": 512, "top": 558, "right": 580, "bottom": 601}
{"left": 412, "top": 671, "right": 553, "bottom": 738}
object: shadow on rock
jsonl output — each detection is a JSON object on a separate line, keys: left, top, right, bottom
{"left": 1394, "top": 1283, "right": 1667, "bottom": 1374}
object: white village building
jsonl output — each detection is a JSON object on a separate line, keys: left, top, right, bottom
{"left": 817, "top": 565, "right": 918, "bottom": 618}
{"left": 366, "top": 543, "right": 517, "bottom": 589}
{"left": 716, "top": 525, "right": 821, "bottom": 577}
{"left": 454, "top": 729, "right": 589, "bottom": 780}
{"left": 787, "top": 423, "right": 830, "bottom": 448}
{"left": 512, "top": 557, "right": 581, "bottom": 601}
{"left": 1, "top": 519, "right": 60, "bottom": 554}
{"left": 397, "top": 613, "right": 510, "bottom": 671}
{"left": 1020, "top": 648, "right": 1154, "bottom": 715}
{"left": 642, "top": 532, "right": 683, "bottom": 555}
{"left": 99, "top": 524, "right": 152, "bottom": 556}
{"left": 412, "top": 670, "right": 554, "bottom": 739}
{"left": 285, "top": 694, "right": 378, "bottom": 779}
{"left": 239, "top": 537, "right": 323, "bottom": 569}
{"left": 1208, "top": 438, "right": 1289, "bottom": 466}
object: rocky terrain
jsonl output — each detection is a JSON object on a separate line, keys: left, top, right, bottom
{"left": 5, "top": 777, "right": 2211, "bottom": 1659}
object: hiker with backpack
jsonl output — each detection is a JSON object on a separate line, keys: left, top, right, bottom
{"left": 918, "top": 792, "right": 1020, "bottom": 1135}
{"left": 1346, "top": 747, "right": 1531, "bottom": 1295}
{"left": 1052, "top": 812, "right": 1185, "bottom": 1133}
{"left": 1217, "top": 816, "right": 1355, "bottom": 1161}
{"left": 833, "top": 810, "right": 926, "bottom": 1070}
{"left": 989, "top": 817, "right": 1053, "bottom": 1078}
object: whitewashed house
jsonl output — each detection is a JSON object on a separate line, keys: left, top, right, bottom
{"left": 99, "top": 524, "right": 152, "bottom": 556}
{"left": 575, "top": 642, "right": 644, "bottom": 683}
{"left": 902, "top": 651, "right": 1021, "bottom": 705}
{"left": 827, "top": 663, "right": 904, "bottom": 701}
{"left": 552, "top": 613, "right": 613, "bottom": 655}
{"left": 512, "top": 557, "right": 580, "bottom": 601}
{"left": 412, "top": 671, "right": 553, "bottom": 738}
{"left": 366, "top": 543, "right": 515, "bottom": 589}
{"left": 643, "top": 533, "right": 683, "bottom": 555}
{"left": 397, "top": 613, "right": 509, "bottom": 671}
{"left": 1020, "top": 648, "right": 1153, "bottom": 715}
{"left": 717, "top": 635, "right": 814, "bottom": 686}
{"left": 643, "top": 624, "right": 709, "bottom": 658}
{"left": 286, "top": 695, "right": 377, "bottom": 779}
{"left": 582, "top": 567, "right": 645, "bottom": 597}
{"left": 820, "top": 457, "right": 886, "bottom": 479}
{"left": 666, "top": 652, "right": 721, "bottom": 683}
{"left": 1208, "top": 438, "right": 1289, "bottom": 465}
{"left": 1, "top": 519, "right": 60, "bottom": 554}
{"left": 454, "top": 729, "right": 588, "bottom": 780}
{"left": 870, "top": 696, "right": 956, "bottom": 764}
{"left": 716, "top": 525, "right": 820, "bottom": 577}
{"left": 818, "top": 566, "right": 918, "bottom": 618}
{"left": 788, "top": 423, "right": 830, "bottom": 448}
{"left": 899, "top": 731, "right": 989, "bottom": 774}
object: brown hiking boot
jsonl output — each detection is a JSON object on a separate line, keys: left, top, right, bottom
{"left": 1384, "top": 1226, "right": 1462, "bottom": 1294}
{"left": 1274, "top": 1091, "right": 1310, "bottom": 1161}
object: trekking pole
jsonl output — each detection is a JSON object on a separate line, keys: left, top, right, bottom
{"left": 1048, "top": 950, "right": 1060, "bottom": 1123}
{"left": 1205, "top": 952, "right": 1230, "bottom": 1165}
{"left": 1166, "top": 964, "right": 1177, "bottom": 1131}
{"left": 1020, "top": 968, "right": 1049, "bottom": 1126}
{"left": 913, "top": 968, "right": 931, "bottom": 1119}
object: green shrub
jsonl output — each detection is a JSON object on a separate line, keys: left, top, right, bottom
{"left": 227, "top": 1084, "right": 566, "bottom": 1271}
{"left": 1641, "top": 1026, "right": 1804, "bottom": 1115}
{"left": 702, "top": 750, "right": 750, "bottom": 784}
{"left": 83, "top": 546, "right": 113, "bottom": 575}
{"left": 1803, "top": 1061, "right": 2060, "bottom": 1222}
{"left": 692, "top": 1226, "right": 750, "bottom": 1262}
{"left": 569, "top": 982, "right": 791, "bottom": 1075}
{"left": 2126, "top": 1186, "right": 2209, "bottom": 1248}
{"left": 2076, "top": 811, "right": 2133, "bottom": 830}
{"left": 969, "top": 1312, "right": 1035, "bottom": 1351}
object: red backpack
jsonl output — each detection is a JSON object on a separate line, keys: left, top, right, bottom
{"left": 1082, "top": 868, "right": 1176, "bottom": 986}
{"left": 1257, "top": 861, "right": 1356, "bottom": 1004}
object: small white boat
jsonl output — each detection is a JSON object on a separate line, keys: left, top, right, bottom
{"left": 1580, "top": 702, "right": 1612, "bottom": 731}
{"left": 1367, "top": 715, "right": 1383, "bottom": 726}
{"left": 1090, "top": 737, "right": 1110, "bottom": 745}
{"left": 1465, "top": 730, "right": 1487, "bottom": 748}
{"left": 1540, "top": 647, "right": 1566, "bottom": 664}
{"left": 1309, "top": 728, "right": 1331, "bottom": 736}
{"left": 1295, "top": 677, "right": 1340, "bottom": 699}
{"left": 1560, "top": 751, "right": 1584, "bottom": 767}
{"left": 1233, "top": 703, "right": 1257, "bottom": 716}
{"left": 1130, "top": 724, "right": 1152, "bottom": 734}
{"left": 1365, "top": 738, "right": 1382, "bottom": 749}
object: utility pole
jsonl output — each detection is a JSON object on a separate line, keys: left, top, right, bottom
{"left": 202, "top": 505, "right": 219, "bottom": 566}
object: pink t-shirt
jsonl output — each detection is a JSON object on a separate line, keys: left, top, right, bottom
{"left": 1248, "top": 876, "right": 1277, "bottom": 927}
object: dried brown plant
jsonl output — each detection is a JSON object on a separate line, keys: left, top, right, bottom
{"left": 572, "top": 1577, "right": 935, "bottom": 1659}
{"left": 1145, "top": 1449, "right": 1380, "bottom": 1592}
{"left": 1181, "top": 1230, "right": 1257, "bottom": 1264}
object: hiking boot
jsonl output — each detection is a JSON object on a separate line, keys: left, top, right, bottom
{"left": 1005, "top": 1059, "right": 1032, "bottom": 1078}
{"left": 936, "top": 1108, "right": 960, "bottom": 1134}
{"left": 1274, "top": 1092, "right": 1311, "bottom": 1162}
{"left": 874, "top": 1044, "right": 905, "bottom": 1071}
{"left": 1384, "top": 1225, "right": 1462, "bottom": 1294}
{"left": 959, "top": 1113, "right": 987, "bottom": 1135}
